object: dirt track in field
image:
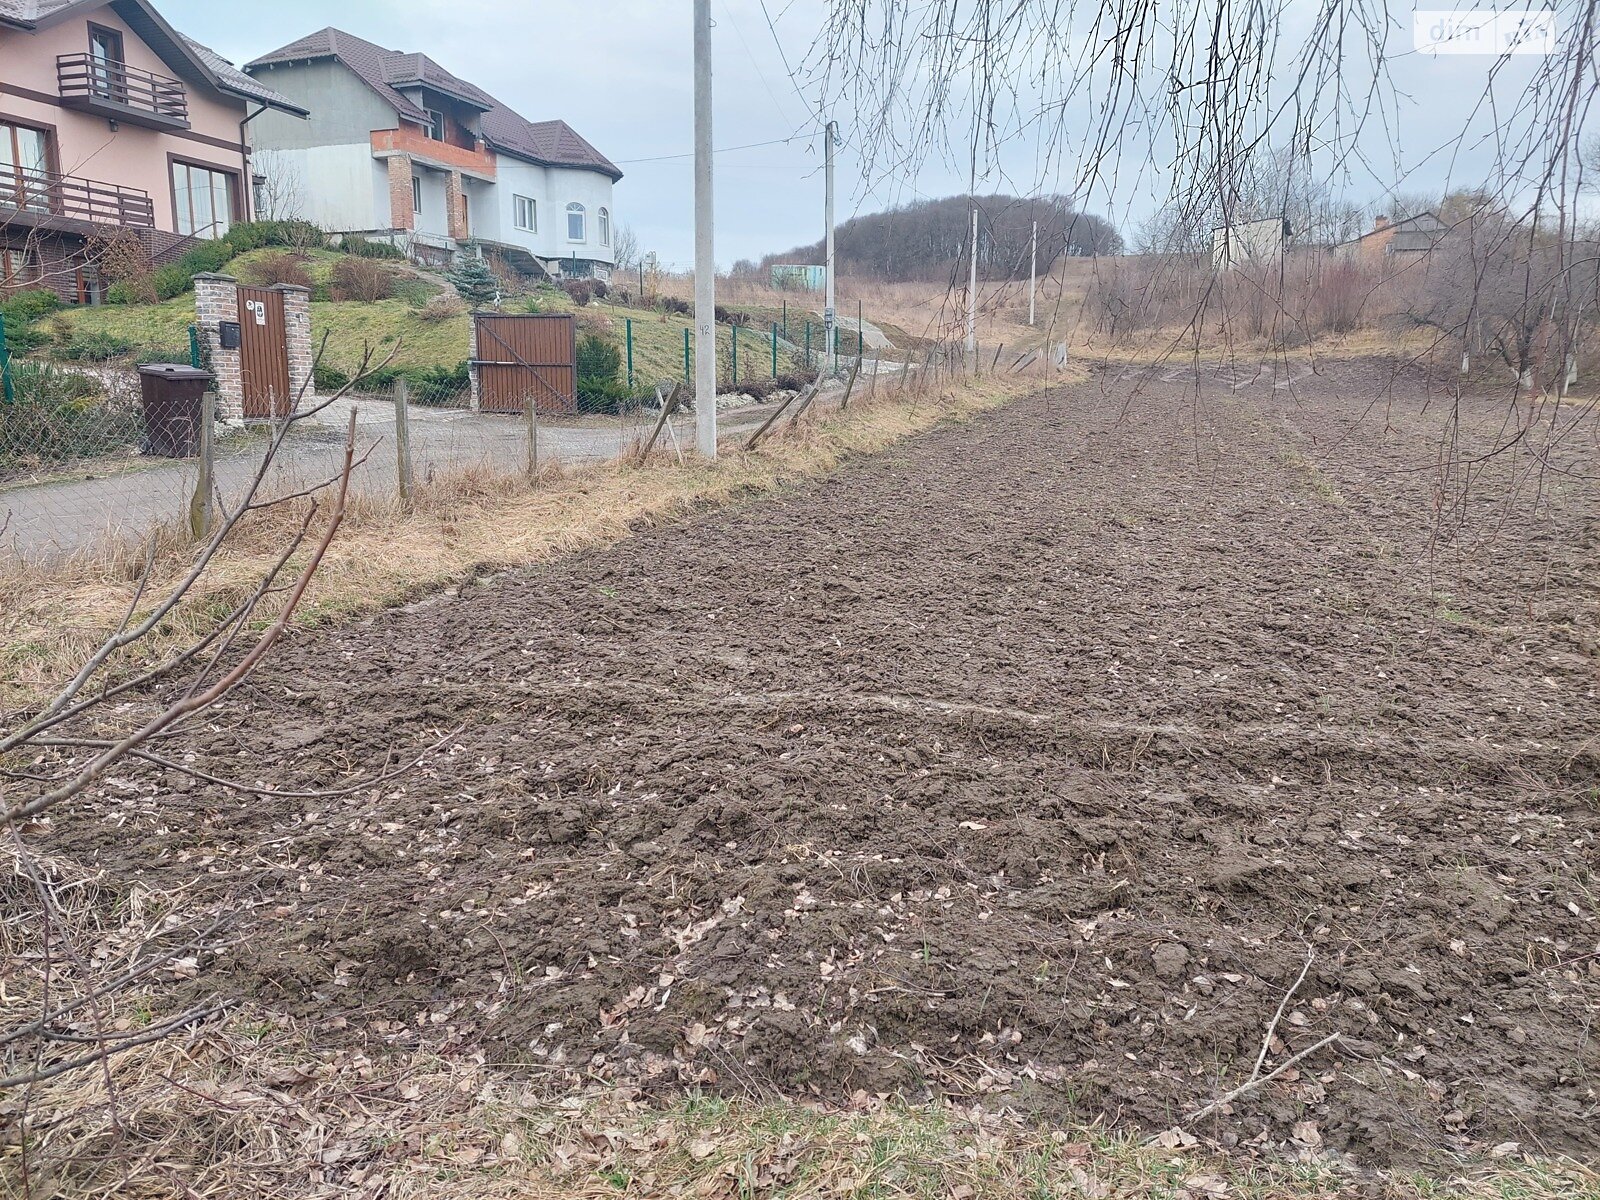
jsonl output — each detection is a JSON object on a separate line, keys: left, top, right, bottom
{"left": 53, "top": 356, "right": 1600, "bottom": 1164}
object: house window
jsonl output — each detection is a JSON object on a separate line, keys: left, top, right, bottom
{"left": 425, "top": 109, "right": 446, "bottom": 141}
{"left": 599, "top": 207, "right": 610, "bottom": 246}
{"left": 514, "top": 194, "right": 536, "bottom": 232}
{"left": 171, "top": 161, "right": 236, "bottom": 239}
{"left": 0, "top": 121, "right": 51, "bottom": 213}
{"left": 566, "top": 202, "right": 585, "bottom": 242}
{"left": 412, "top": 176, "right": 422, "bottom": 214}
{"left": 88, "top": 24, "right": 125, "bottom": 101}
{"left": 1, "top": 245, "right": 40, "bottom": 291}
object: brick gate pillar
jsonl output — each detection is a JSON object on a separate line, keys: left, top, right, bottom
{"left": 193, "top": 272, "right": 242, "bottom": 421}
{"left": 277, "top": 284, "right": 313, "bottom": 406}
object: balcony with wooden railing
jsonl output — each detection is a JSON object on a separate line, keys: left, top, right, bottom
{"left": 0, "top": 163, "right": 156, "bottom": 230}
{"left": 57, "top": 54, "right": 190, "bottom": 131}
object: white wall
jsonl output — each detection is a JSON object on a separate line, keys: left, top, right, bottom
{"left": 465, "top": 177, "right": 499, "bottom": 242}
{"left": 413, "top": 168, "right": 451, "bottom": 239}
{"left": 261, "top": 144, "right": 380, "bottom": 233}
{"left": 491, "top": 158, "right": 616, "bottom": 264}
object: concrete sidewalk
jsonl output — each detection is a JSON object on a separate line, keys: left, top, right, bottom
{"left": 0, "top": 393, "right": 802, "bottom": 560}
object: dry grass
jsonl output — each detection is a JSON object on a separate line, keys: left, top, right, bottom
{"left": 663, "top": 267, "right": 1097, "bottom": 362}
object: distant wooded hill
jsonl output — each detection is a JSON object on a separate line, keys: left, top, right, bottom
{"left": 755, "top": 195, "right": 1123, "bottom": 282}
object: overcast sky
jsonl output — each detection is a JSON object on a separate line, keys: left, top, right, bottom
{"left": 165, "top": 1, "right": 1578, "bottom": 268}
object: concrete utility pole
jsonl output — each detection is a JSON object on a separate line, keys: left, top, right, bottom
{"left": 693, "top": 0, "right": 717, "bottom": 458}
{"left": 964, "top": 204, "right": 978, "bottom": 366}
{"left": 1028, "top": 218, "right": 1037, "bottom": 326}
{"left": 824, "top": 120, "right": 837, "bottom": 375}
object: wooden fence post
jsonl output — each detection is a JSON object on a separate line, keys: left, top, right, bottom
{"left": 636, "top": 382, "right": 684, "bottom": 463}
{"left": 187, "top": 390, "right": 215, "bottom": 540}
{"left": 394, "top": 375, "right": 414, "bottom": 508}
{"left": 837, "top": 360, "right": 861, "bottom": 411}
{"left": 747, "top": 384, "right": 810, "bottom": 448}
{"left": 525, "top": 391, "right": 539, "bottom": 484}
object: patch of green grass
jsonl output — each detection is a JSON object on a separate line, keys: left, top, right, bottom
{"left": 50, "top": 288, "right": 812, "bottom": 395}
{"left": 585, "top": 300, "right": 810, "bottom": 390}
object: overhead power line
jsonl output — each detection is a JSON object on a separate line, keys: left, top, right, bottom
{"left": 614, "top": 135, "right": 805, "bottom": 165}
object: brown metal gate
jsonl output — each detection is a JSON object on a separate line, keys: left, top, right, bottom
{"left": 238, "top": 285, "right": 291, "bottom": 419}
{"left": 473, "top": 313, "right": 577, "bottom": 414}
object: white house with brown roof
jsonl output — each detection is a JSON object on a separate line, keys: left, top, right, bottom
{"left": 242, "top": 27, "right": 622, "bottom": 280}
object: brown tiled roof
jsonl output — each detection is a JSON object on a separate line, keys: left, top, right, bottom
{"left": 480, "top": 112, "right": 621, "bottom": 181}
{"left": 247, "top": 26, "right": 621, "bottom": 180}
{"left": 181, "top": 35, "right": 301, "bottom": 112}
{"left": 248, "top": 27, "right": 430, "bottom": 122}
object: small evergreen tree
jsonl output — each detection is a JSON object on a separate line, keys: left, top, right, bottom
{"left": 448, "top": 254, "right": 499, "bottom": 307}
{"left": 576, "top": 333, "right": 627, "bottom": 412}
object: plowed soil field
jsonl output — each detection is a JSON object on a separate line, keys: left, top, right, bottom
{"left": 53, "top": 357, "right": 1600, "bottom": 1164}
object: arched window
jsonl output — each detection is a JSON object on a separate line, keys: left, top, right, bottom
{"left": 598, "top": 207, "right": 611, "bottom": 246}
{"left": 566, "top": 202, "right": 586, "bottom": 242}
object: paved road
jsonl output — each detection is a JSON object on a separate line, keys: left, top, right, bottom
{"left": 0, "top": 392, "right": 798, "bottom": 560}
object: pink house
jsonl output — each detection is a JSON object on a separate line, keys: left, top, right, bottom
{"left": 0, "top": 0, "right": 304, "bottom": 303}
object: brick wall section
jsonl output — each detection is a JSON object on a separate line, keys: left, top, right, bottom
{"left": 193, "top": 272, "right": 243, "bottom": 421}
{"left": 7, "top": 233, "right": 83, "bottom": 303}
{"left": 445, "top": 171, "right": 466, "bottom": 240}
{"left": 279, "top": 285, "right": 313, "bottom": 407}
{"left": 138, "top": 228, "right": 191, "bottom": 267}
{"left": 387, "top": 154, "right": 416, "bottom": 232}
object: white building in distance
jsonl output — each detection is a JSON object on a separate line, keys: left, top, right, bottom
{"left": 244, "top": 27, "right": 621, "bottom": 280}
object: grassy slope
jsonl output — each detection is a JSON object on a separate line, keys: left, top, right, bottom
{"left": 53, "top": 272, "right": 805, "bottom": 388}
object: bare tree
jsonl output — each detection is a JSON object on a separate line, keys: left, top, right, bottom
{"left": 250, "top": 149, "right": 306, "bottom": 221}
{"left": 613, "top": 222, "right": 641, "bottom": 271}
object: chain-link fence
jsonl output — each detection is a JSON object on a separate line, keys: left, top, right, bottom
{"left": 0, "top": 363, "right": 805, "bottom": 562}
{"left": 0, "top": 294, "right": 917, "bottom": 563}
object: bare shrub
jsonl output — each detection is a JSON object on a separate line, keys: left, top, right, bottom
{"left": 238, "top": 251, "right": 314, "bottom": 291}
{"left": 417, "top": 292, "right": 468, "bottom": 323}
{"left": 84, "top": 227, "right": 153, "bottom": 286}
{"left": 563, "top": 279, "right": 593, "bottom": 306}
{"left": 1313, "top": 260, "right": 1369, "bottom": 333}
{"left": 1407, "top": 213, "right": 1600, "bottom": 390}
{"left": 330, "top": 258, "right": 396, "bottom": 303}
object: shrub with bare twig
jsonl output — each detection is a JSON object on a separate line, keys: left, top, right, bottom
{"left": 0, "top": 335, "right": 443, "bottom": 1194}
{"left": 330, "top": 258, "right": 397, "bottom": 303}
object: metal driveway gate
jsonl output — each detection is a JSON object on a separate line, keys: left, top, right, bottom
{"left": 472, "top": 313, "right": 577, "bottom": 414}
{"left": 237, "top": 285, "right": 291, "bottom": 419}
